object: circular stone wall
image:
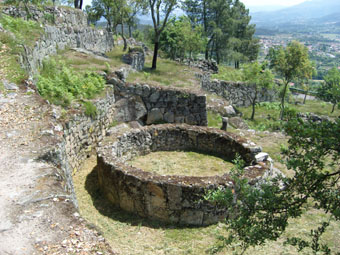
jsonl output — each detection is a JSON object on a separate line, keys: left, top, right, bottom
{"left": 97, "top": 124, "right": 271, "bottom": 226}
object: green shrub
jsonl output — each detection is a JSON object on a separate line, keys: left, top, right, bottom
{"left": 37, "top": 59, "right": 105, "bottom": 106}
{"left": 0, "top": 14, "right": 43, "bottom": 47}
{"left": 82, "top": 101, "right": 97, "bottom": 118}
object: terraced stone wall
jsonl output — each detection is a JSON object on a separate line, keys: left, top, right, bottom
{"left": 97, "top": 124, "right": 270, "bottom": 225}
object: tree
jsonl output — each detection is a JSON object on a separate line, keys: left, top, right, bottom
{"left": 268, "top": 41, "right": 314, "bottom": 120}
{"left": 84, "top": 5, "right": 102, "bottom": 25}
{"left": 159, "top": 16, "right": 206, "bottom": 60}
{"left": 182, "top": 0, "right": 258, "bottom": 65}
{"left": 74, "top": 0, "right": 83, "bottom": 9}
{"left": 318, "top": 67, "right": 340, "bottom": 113}
{"left": 145, "top": 0, "right": 177, "bottom": 69}
{"left": 242, "top": 61, "right": 274, "bottom": 120}
{"left": 207, "top": 117, "right": 340, "bottom": 254}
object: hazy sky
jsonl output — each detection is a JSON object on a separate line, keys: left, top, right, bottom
{"left": 242, "top": 0, "right": 307, "bottom": 6}
{"left": 82, "top": 0, "right": 308, "bottom": 8}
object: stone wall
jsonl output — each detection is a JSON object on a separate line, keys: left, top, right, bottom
{"left": 200, "top": 73, "right": 277, "bottom": 107}
{"left": 111, "top": 79, "right": 208, "bottom": 126}
{"left": 122, "top": 47, "right": 145, "bottom": 71}
{"left": 43, "top": 81, "right": 208, "bottom": 206}
{"left": 43, "top": 88, "right": 116, "bottom": 206}
{"left": 1, "top": 5, "right": 114, "bottom": 76}
{"left": 97, "top": 124, "right": 270, "bottom": 226}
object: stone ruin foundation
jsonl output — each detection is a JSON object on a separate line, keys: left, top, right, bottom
{"left": 97, "top": 124, "right": 272, "bottom": 226}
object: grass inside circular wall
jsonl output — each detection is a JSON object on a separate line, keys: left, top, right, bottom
{"left": 127, "top": 151, "right": 235, "bottom": 176}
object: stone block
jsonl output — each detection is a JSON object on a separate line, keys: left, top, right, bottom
{"left": 146, "top": 108, "right": 163, "bottom": 124}
{"left": 180, "top": 210, "right": 204, "bottom": 225}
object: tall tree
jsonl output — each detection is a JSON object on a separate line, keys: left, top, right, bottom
{"left": 84, "top": 5, "right": 102, "bottom": 25}
{"left": 74, "top": 0, "right": 83, "bottom": 9}
{"left": 242, "top": 61, "right": 274, "bottom": 120}
{"left": 92, "top": 0, "right": 118, "bottom": 32}
{"left": 317, "top": 67, "right": 340, "bottom": 113}
{"left": 146, "top": 0, "right": 177, "bottom": 69}
{"left": 268, "top": 41, "right": 313, "bottom": 120}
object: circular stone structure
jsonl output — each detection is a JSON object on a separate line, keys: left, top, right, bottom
{"left": 97, "top": 124, "right": 272, "bottom": 226}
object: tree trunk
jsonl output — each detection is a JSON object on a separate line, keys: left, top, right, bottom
{"left": 121, "top": 23, "right": 127, "bottom": 51}
{"left": 331, "top": 102, "right": 336, "bottom": 113}
{"left": 152, "top": 40, "right": 159, "bottom": 69}
{"left": 303, "top": 92, "right": 307, "bottom": 104}
{"left": 128, "top": 25, "right": 132, "bottom": 38}
{"left": 74, "top": 0, "right": 78, "bottom": 8}
{"left": 79, "top": 0, "right": 83, "bottom": 9}
{"left": 280, "top": 82, "right": 289, "bottom": 120}
{"left": 250, "top": 90, "right": 258, "bottom": 121}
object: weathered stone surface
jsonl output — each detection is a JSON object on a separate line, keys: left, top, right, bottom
{"left": 1, "top": 6, "right": 114, "bottom": 77}
{"left": 201, "top": 73, "right": 277, "bottom": 107}
{"left": 146, "top": 108, "right": 163, "bottom": 124}
{"left": 2, "top": 80, "right": 19, "bottom": 91}
{"left": 122, "top": 47, "right": 145, "bottom": 71}
{"left": 114, "top": 96, "right": 147, "bottom": 123}
{"left": 97, "top": 124, "right": 273, "bottom": 226}
{"left": 229, "top": 117, "right": 249, "bottom": 130}
{"left": 114, "top": 82, "right": 207, "bottom": 126}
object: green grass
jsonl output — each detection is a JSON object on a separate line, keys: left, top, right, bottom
{"left": 207, "top": 111, "right": 222, "bottom": 129}
{"left": 128, "top": 151, "right": 235, "bottom": 177}
{"left": 126, "top": 56, "right": 200, "bottom": 89}
{"left": 74, "top": 154, "right": 340, "bottom": 255}
{"left": 211, "top": 65, "right": 244, "bottom": 82}
{"left": 239, "top": 100, "right": 340, "bottom": 132}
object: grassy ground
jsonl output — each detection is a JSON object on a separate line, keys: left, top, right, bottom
{"left": 211, "top": 65, "right": 244, "bottom": 82}
{"left": 239, "top": 100, "right": 340, "bottom": 131}
{"left": 128, "top": 151, "right": 234, "bottom": 177}
{"left": 73, "top": 153, "right": 340, "bottom": 255}
{"left": 126, "top": 55, "right": 201, "bottom": 90}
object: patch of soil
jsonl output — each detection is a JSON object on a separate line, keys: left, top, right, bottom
{"left": 0, "top": 86, "right": 115, "bottom": 254}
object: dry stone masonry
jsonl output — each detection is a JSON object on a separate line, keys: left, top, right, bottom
{"left": 2, "top": 5, "right": 114, "bottom": 77}
{"left": 122, "top": 47, "right": 145, "bottom": 71}
{"left": 200, "top": 73, "right": 277, "bottom": 107}
{"left": 97, "top": 124, "right": 272, "bottom": 226}
{"left": 110, "top": 78, "right": 208, "bottom": 126}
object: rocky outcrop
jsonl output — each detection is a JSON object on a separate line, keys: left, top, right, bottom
{"left": 1, "top": 5, "right": 114, "bottom": 77}
{"left": 122, "top": 47, "right": 145, "bottom": 71}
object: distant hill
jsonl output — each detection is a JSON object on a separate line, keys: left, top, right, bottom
{"left": 251, "top": 0, "right": 340, "bottom": 29}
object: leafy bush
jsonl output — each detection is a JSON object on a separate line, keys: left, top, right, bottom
{"left": 0, "top": 14, "right": 43, "bottom": 47}
{"left": 37, "top": 59, "right": 105, "bottom": 106}
{"left": 82, "top": 101, "right": 97, "bottom": 118}
{"left": 257, "top": 102, "right": 281, "bottom": 110}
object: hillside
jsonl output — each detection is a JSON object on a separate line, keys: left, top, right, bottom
{"left": 251, "top": 0, "right": 340, "bottom": 29}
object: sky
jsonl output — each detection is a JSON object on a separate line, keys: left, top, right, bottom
{"left": 241, "top": 0, "right": 307, "bottom": 6}
{"left": 82, "top": 0, "right": 308, "bottom": 8}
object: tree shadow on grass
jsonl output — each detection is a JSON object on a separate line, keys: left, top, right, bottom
{"left": 84, "top": 165, "right": 202, "bottom": 230}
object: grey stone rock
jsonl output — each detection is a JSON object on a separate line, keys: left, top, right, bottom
{"left": 114, "top": 96, "right": 147, "bottom": 122}
{"left": 146, "top": 108, "right": 163, "bottom": 124}
{"left": 223, "top": 105, "right": 236, "bottom": 116}
{"left": 255, "top": 152, "right": 269, "bottom": 163}
{"left": 229, "top": 117, "right": 249, "bottom": 130}
{"left": 164, "top": 112, "right": 175, "bottom": 123}
{"left": 2, "top": 80, "right": 19, "bottom": 91}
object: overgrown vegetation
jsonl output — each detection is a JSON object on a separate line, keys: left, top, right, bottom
{"left": 37, "top": 59, "right": 105, "bottom": 106}
{"left": 207, "top": 118, "right": 340, "bottom": 254}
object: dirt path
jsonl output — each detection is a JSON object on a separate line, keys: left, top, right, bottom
{"left": 0, "top": 85, "right": 114, "bottom": 254}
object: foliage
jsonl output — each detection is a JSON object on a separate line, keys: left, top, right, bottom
{"left": 182, "top": 0, "right": 259, "bottom": 66}
{"left": 267, "top": 41, "right": 314, "bottom": 120}
{"left": 207, "top": 118, "right": 340, "bottom": 254}
{"left": 4, "top": 0, "right": 50, "bottom": 18}
{"left": 0, "top": 14, "right": 43, "bottom": 47}
{"left": 82, "top": 100, "right": 98, "bottom": 118}
{"left": 84, "top": 5, "right": 102, "bottom": 25}
{"left": 242, "top": 61, "right": 274, "bottom": 120}
{"left": 144, "top": 0, "right": 177, "bottom": 69}
{"left": 159, "top": 16, "right": 206, "bottom": 60}
{"left": 317, "top": 67, "right": 340, "bottom": 113}
{"left": 211, "top": 65, "right": 244, "bottom": 81}
{"left": 37, "top": 59, "right": 105, "bottom": 106}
